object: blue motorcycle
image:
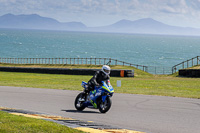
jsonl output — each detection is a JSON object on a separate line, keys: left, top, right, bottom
{"left": 74, "top": 80, "right": 114, "bottom": 113}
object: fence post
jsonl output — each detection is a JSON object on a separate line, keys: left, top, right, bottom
{"left": 99, "top": 58, "right": 101, "bottom": 65}
{"left": 65, "top": 58, "right": 67, "bottom": 65}
{"left": 197, "top": 56, "right": 199, "bottom": 65}
{"left": 90, "top": 58, "right": 92, "bottom": 65}
{"left": 192, "top": 58, "right": 194, "bottom": 66}
{"left": 109, "top": 58, "right": 111, "bottom": 65}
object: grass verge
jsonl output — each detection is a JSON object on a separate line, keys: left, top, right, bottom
{"left": 0, "top": 111, "right": 83, "bottom": 133}
{"left": 0, "top": 70, "right": 199, "bottom": 98}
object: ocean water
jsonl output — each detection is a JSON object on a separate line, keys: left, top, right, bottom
{"left": 0, "top": 29, "right": 200, "bottom": 69}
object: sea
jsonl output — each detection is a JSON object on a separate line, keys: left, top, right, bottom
{"left": 0, "top": 29, "right": 200, "bottom": 74}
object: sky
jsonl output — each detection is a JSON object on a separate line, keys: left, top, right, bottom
{"left": 1, "top": 0, "right": 200, "bottom": 28}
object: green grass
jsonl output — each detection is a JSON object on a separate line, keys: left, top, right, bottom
{"left": 113, "top": 75, "right": 200, "bottom": 98}
{"left": 0, "top": 70, "right": 200, "bottom": 98}
{"left": 0, "top": 111, "right": 84, "bottom": 133}
{"left": 185, "top": 65, "right": 200, "bottom": 69}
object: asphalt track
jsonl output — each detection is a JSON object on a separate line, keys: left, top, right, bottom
{"left": 0, "top": 86, "right": 200, "bottom": 133}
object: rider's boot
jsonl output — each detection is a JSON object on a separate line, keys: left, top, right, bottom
{"left": 84, "top": 88, "right": 89, "bottom": 93}
{"left": 83, "top": 85, "right": 90, "bottom": 94}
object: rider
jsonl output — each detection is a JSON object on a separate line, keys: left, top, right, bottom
{"left": 84, "top": 65, "right": 111, "bottom": 93}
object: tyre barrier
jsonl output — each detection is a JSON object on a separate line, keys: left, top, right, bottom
{"left": 0, "top": 67, "right": 134, "bottom": 77}
{"left": 179, "top": 69, "right": 200, "bottom": 77}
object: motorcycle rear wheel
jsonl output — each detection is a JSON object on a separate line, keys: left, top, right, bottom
{"left": 74, "top": 92, "right": 86, "bottom": 111}
{"left": 99, "top": 97, "right": 112, "bottom": 113}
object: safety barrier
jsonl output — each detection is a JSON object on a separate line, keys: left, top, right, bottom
{"left": 0, "top": 66, "right": 134, "bottom": 77}
{"left": 3, "top": 57, "right": 199, "bottom": 75}
{"left": 179, "top": 69, "right": 200, "bottom": 77}
{"left": 172, "top": 56, "right": 200, "bottom": 74}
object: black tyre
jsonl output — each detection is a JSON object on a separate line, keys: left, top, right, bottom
{"left": 99, "top": 97, "right": 112, "bottom": 113}
{"left": 74, "top": 92, "right": 86, "bottom": 111}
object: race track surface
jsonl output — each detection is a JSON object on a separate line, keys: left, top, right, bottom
{"left": 0, "top": 86, "right": 200, "bottom": 133}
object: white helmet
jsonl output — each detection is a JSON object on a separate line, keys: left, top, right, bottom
{"left": 101, "top": 65, "right": 111, "bottom": 75}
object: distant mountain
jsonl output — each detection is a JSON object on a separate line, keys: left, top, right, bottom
{"left": 1, "top": 13, "right": 200, "bottom": 36}
{"left": 90, "top": 18, "right": 200, "bottom": 36}
{"left": 0, "top": 13, "right": 86, "bottom": 31}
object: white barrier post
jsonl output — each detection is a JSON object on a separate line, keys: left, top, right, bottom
{"left": 117, "top": 80, "right": 121, "bottom": 87}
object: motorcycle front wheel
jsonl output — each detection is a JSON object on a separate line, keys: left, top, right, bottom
{"left": 99, "top": 96, "right": 112, "bottom": 113}
{"left": 74, "top": 92, "right": 86, "bottom": 111}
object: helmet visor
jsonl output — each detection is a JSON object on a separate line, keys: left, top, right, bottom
{"left": 104, "top": 69, "right": 110, "bottom": 74}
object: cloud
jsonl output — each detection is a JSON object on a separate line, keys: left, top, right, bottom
{"left": 0, "top": 0, "right": 191, "bottom": 17}
{"left": 1, "top": 0, "right": 200, "bottom": 27}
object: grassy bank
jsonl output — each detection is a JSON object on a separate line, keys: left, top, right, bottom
{"left": 186, "top": 65, "right": 200, "bottom": 69}
{"left": 0, "top": 69, "right": 199, "bottom": 98}
{"left": 0, "top": 111, "right": 83, "bottom": 133}
{"left": 0, "top": 63, "right": 138, "bottom": 69}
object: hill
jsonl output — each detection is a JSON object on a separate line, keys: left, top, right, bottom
{"left": 90, "top": 18, "right": 200, "bottom": 35}
{"left": 0, "top": 13, "right": 86, "bottom": 31}
{"left": 1, "top": 13, "right": 200, "bottom": 36}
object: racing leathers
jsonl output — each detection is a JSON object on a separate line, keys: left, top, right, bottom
{"left": 85, "top": 70, "right": 110, "bottom": 93}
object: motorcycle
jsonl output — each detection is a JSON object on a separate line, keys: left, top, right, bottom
{"left": 74, "top": 80, "right": 114, "bottom": 113}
